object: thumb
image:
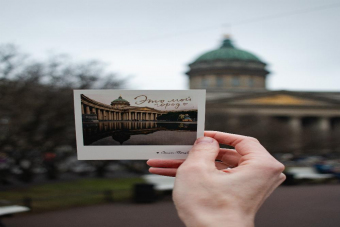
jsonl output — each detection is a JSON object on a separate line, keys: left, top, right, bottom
{"left": 185, "top": 137, "right": 220, "bottom": 166}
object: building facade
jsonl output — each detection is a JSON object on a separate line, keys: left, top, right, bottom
{"left": 187, "top": 37, "right": 340, "bottom": 154}
{"left": 81, "top": 94, "right": 163, "bottom": 121}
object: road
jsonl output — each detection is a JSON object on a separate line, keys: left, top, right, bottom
{"left": 3, "top": 184, "right": 340, "bottom": 227}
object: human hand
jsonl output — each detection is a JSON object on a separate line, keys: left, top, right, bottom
{"left": 147, "top": 131, "right": 286, "bottom": 227}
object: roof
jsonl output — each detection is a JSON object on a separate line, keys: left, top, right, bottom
{"left": 193, "top": 38, "right": 263, "bottom": 63}
{"left": 112, "top": 95, "right": 129, "bottom": 103}
{"left": 206, "top": 90, "right": 340, "bottom": 107}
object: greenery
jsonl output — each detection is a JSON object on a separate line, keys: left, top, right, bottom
{"left": 0, "top": 178, "right": 144, "bottom": 212}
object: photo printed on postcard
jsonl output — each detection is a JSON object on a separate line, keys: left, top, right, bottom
{"left": 74, "top": 90, "right": 206, "bottom": 160}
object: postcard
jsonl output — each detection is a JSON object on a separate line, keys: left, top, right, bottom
{"left": 74, "top": 90, "right": 206, "bottom": 160}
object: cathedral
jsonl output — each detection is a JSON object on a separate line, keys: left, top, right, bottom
{"left": 186, "top": 36, "right": 340, "bottom": 155}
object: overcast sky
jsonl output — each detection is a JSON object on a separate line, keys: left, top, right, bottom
{"left": 1, "top": 0, "right": 339, "bottom": 91}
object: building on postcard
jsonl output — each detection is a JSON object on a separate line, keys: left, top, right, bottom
{"left": 187, "top": 36, "right": 340, "bottom": 154}
{"left": 81, "top": 94, "right": 164, "bottom": 122}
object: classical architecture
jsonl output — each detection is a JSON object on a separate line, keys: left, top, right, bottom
{"left": 187, "top": 36, "right": 340, "bottom": 154}
{"left": 187, "top": 37, "right": 268, "bottom": 90}
{"left": 81, "top": 94, "right": 163, "bottom": 121}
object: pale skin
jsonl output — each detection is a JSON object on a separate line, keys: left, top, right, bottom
{"left": 147, "top": 131, "right": 286, "bottom": 227}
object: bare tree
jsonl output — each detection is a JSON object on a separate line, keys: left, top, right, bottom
{"left": 0, "top": 44, "right": 125, "bottom": 181}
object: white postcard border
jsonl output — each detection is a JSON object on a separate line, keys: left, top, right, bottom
{"left": 74, "top": 90, "right": 206, "bottom": 160}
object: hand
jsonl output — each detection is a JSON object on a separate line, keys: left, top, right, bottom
{"left": 147, "top": 131, "right": 286, "bottom": 227}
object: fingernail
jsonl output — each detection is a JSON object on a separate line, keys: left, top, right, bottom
{"left": 195, "top": 137, "right": 214, "bottom": 144}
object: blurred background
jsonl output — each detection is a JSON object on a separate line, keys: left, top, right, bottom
{"left": 0, "top": 0, "right": 340, "bottom": 226}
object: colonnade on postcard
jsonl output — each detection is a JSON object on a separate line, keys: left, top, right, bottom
{"left": 81, "top": 103, "right": 162, "bottom": 121}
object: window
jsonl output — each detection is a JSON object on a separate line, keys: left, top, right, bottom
{"left": 216, "top": 77, "right": 224, "bottom": 87}
{"left": 248, "top": 77, "right": 254, "bottom": 87}
{"left": 232, "top": 76, "right": 240, "bottom": 87}
{"left": 202, "top": 78, "right": 209, "bottom": 88}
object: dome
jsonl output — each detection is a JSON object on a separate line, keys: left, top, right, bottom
{"left": 112, "top": 95, "right": 129, "bottom": 103}
{"left": 111, "top": 95, "right": 130, "bottom": 106}
{"left": 193, "top": 38, "right": 262, "bottom": 63}
{"left": 186, "top": 37, "right": 269, "bottom": 90}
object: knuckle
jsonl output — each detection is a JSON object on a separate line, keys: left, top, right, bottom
{"left": 255, "top": 159, "right": 285, "bottom": 175}
{"left": 280, "top": 173, "right": 287, "bottom": 182}
{"left": 246, "top": 136, "right": 260, "bottom": 144}
{"left": 276, "top": 162, "right": 285, "bottom": 172}
{"left": 268, "top": 162, "right": 285, "bottom": 174}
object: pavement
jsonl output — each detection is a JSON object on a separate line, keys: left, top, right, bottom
{"left": 2, "top": 184, "right": 340, "bottom": 227}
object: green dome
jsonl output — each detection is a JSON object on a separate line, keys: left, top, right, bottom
{"left": 194, "top": 39, "right": 262, "bottom": 63}
{"left": 112, "top": 95, "right": 129, "bottom": 103}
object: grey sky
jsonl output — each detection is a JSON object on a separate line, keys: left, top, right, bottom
{"left": 1, "top": 0, "right": 339, "bottom": 91}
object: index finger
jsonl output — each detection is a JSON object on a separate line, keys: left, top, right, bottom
{"left": 204, "top": 131, "right": 269, "bottom": 156}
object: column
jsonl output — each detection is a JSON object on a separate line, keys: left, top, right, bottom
{"left": 86, "top": 106, "right": 90, "bottom": 114}
{"left": 98, "top": 109, "right": 101, "bottom": 120}
{"left": 81, "top": 104, "right": 85, "bottom": 114}
{"left": 319, "top": 117, "right": 331, "bottom": 131}
{"left": 146, "top": 112, "right": 149, "bottom": 121}
{"left": 129, "top": 112, "right": 131, "bottom": 120}
{"left": 289, "top": 116, "right": 301, "bottom": 132}
{"left": 289, "top": 116, "right": 302, "bottom": 153}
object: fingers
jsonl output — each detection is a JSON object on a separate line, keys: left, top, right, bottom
{"left": 185, "top": 137, "right": 220, "bottom": 167}
{"left": 215, "top": 161, "right": 229, "bottom": 170}
{"left": 147, "top": 148, "right": 240, "bottom": 170}
{"left": 149, "top": 167, "right": 177, "bottom": 177}
{"left": 146, "top": 159, "right": 184, "bottom": 168}
{"left": 205, "top": 131, "right": 269, "bottom": 156}
{"left": 147, "top": 151, "right": 236, "bottom": 177}
{"left": 217, "top": 148, "right": 241, "bottom": 167}
{"left": 149, "top": 161, "right": 229, "bottom": 177}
